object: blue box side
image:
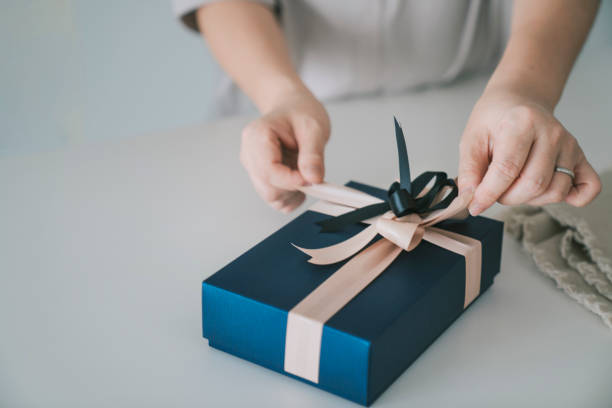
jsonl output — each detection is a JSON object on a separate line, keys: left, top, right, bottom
{"left": 203, "top": 282, "right": 370, "bottom": 405}
{"left": 319, "top": 326, "right": 370, "bottom": 405}
{"left": 482, "top": 220, "right": 504, "bottom": 291}
{"left": 203, "top": 283, "right": 286, "bottom": 371}
{"left": 366, "top": 220, "right": 504, "bottom": 405}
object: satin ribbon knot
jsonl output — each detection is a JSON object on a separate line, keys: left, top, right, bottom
{"left": 386, "top": 181, "right": 417, "bottom": 215}
{"left": 316, "top": 117, "right": 458, "bottom": 233}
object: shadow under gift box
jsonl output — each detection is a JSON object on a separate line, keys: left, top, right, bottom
{"left": 202, "top": 181, "right": 503, "bottom": 406}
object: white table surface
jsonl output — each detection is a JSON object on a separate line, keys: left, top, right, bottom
{"left": 2, "top": 49, "right": 611, "bottom": 407}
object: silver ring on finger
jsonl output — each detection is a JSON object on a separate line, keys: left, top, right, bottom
{"left": 554, "top": 166, "right": 575, "bottom": 181}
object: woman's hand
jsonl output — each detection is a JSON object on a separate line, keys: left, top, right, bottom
{"left": 197, "top": 2, "right": 330, "bottom": 212}
{"left": 458, "top": 87, "right": 601, "bottom": 215}
{"left": 240, "top": 90, "right": 330, "bottom": 213}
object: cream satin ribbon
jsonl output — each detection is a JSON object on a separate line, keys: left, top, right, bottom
{"left": 283, "top": 182, "right": 482, "bottom": 383}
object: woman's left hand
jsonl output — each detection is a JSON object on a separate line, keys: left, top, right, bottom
{"left": 458, "top": 87, "right": 601, "bottom": 215}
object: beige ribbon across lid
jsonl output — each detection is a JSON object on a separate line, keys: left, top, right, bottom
{"left": 284, "top": 182, "right": 482, "bottom": 383}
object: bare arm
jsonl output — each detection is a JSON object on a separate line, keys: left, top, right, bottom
{"left": 196, "top": 1, "right": 329, "bottom": 212}
{"left": 488, "top": 0, "right": 600, "bottom": 110}
{"left": 460, "top": 0, "right": 601, "bottom": 214}
{"left": 197, "top": 1, "right": 307, "bottom": 112}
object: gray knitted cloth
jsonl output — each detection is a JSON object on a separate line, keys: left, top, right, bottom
{"left": 504, "top": 170, "right": 612, "bottom": 328}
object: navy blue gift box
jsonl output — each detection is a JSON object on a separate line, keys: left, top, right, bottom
{"left": 202, "top": 181, "right": 503, "bottom": 406}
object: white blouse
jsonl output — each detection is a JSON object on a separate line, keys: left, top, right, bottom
{"left": 173, "top": 0, "right": 510, "bottom": 116}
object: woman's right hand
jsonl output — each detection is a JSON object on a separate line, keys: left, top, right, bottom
{"left": 240, "top": 90, "right": 330, "bottom": 213}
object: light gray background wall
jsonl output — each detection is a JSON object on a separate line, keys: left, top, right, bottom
{"left": 1, "top": 0, "right": 222, "bottom": 156}
{"left": 1, "top": 1, "right": 610, "bottom": 157}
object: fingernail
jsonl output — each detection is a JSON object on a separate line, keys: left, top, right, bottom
{"left": 468, "top": 202, "right": 482, "bottom": 216}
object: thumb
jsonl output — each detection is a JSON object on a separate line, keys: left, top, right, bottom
{"left": 295, "top": 120, "right": 327, "bottom": 184}
{"left": 458, "top": 133, "right": 489, "bottom": 198}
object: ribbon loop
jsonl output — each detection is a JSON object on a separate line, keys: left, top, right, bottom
{"left": 386, "top": 182, "right": 417, "bottom": 216}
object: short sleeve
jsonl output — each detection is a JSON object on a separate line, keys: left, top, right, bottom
{"left": 172, "top": 0, "right": 277, "bottom": 33}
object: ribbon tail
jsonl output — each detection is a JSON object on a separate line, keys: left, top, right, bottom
{"left": 292, "top": 224, "right": 379, "bottom": 265}
{"left": 298, "top": 183, "right": 384, "bottom": 208}
{"left": 449, "top": 207, "right": 470, "bottom": 220}
{"left": 421, "top": 192, "right": 473, "bottom": 227}
{"left": 394, "top": 117, "right": 412, "bottom": 193}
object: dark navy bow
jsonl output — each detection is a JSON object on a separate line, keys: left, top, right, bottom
{"left": 316, "top": 117, "right": 458, "bottom": 233}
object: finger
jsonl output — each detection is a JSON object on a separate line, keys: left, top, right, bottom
{"left": 498, "top": 134, "right": 559, "bottom": 205}
{"left": 251, "top": 176, "right": 305, "bottom": 211}
{"left": 277, "top": 191, "right": 306, "bottom": 213}
{"left": 565, "top": 153, "right": 602, "bottom": 207}
{"left": 294, "top": 117, "right": 327, "bottom": 184}
{"left": 266, "top": 163, "right": 305, "bottom": 190}
{"left": 252, "top": 127, "right": 305, "bottom": 189}
{"left": 525, "top": 143, "right": 578, "bottom": 206}
{"left": 526, "top": 171, "right": 573, "bottom": 206}
{"left": 458, "top": 130, "right": 489, "bottom": 196}
{"left": 469, "top": 123, "right": 534, "bottom": 215}
{"left": 250, "top": 175, "right": 283, "bottom": 203}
